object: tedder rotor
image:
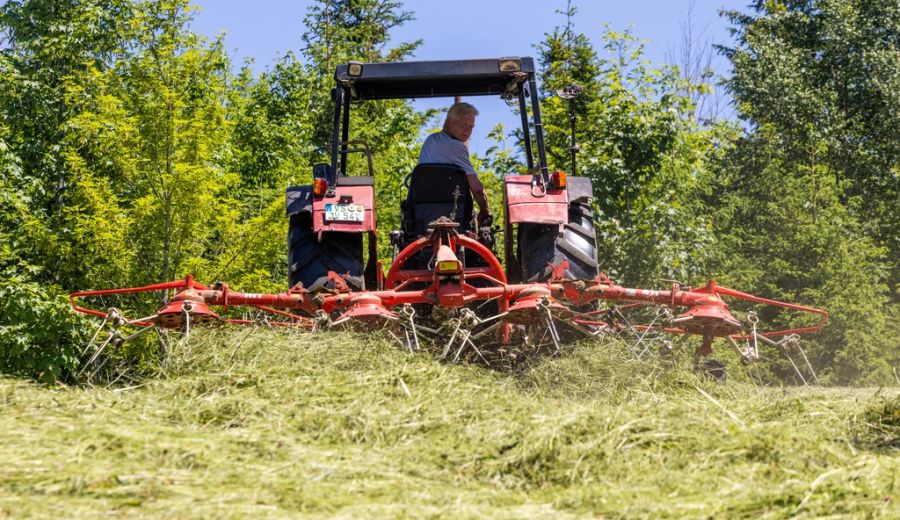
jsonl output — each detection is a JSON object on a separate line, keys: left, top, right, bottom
{"left": 70, "top": 57, "right": 828, "bottom": 381}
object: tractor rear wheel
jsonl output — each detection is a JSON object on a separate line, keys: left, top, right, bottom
{"left": 518, "top": 200, "right": 598, "bottom": 282}
{"left": 288, "top": 213, "right": 364, "bottom": 291}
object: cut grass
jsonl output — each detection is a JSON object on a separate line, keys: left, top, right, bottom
{"left": 1, "top": 328, "right": 897, "bottom": 518}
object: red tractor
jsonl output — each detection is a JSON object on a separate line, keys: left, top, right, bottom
{"left": 286, "top": 57, "right": 597, "bottom": 294}
{"left": 71, "top": 57, "right": 827, "bottom": 380}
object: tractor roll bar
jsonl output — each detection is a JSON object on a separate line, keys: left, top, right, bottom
{"left": 329, "top": 57, "right": 551, "bottom": 184}
{"left": 330, "top": 86, "right": 344, "bottom": 182}
{"left": 518, "top": 87, "right": 534, "bottom": 171}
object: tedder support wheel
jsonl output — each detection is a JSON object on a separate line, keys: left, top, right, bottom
{"left": 519, "top": 199, "right": 598, "bottom": 282}
{"left": 288, "top": 213, "right": 364, "bottom": 291}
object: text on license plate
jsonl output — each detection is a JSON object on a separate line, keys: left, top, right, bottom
{"left": 324, "top": 203, "right": 365, "bottom": 222}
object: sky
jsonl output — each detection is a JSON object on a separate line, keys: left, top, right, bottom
{"left": 190, "top": 0, "right": 748, "bottom": 153}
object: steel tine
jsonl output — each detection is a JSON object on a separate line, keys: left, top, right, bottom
{"left": 182, "top": 306, "right": 191, "bottom": 339}
{"left": 465, "top": 336, "right": 490, "bottom": 366}
{"left": 542, "top": 309, "right": 561, "bottom": 354}
{"left": 792, "top": 337, "right": 821, "bottom": 386}
{"left": 119, "top": 324, "right": 156, "bottom": 344}
{"left": 402, "top": 306, "right": 420, "bottom": 351}
{"left": 470, "top": 321, "right": 503, "bottom": 341}
{"left": 612, "top": 307, "right": 643, "bottom": 358}
{"left": 80, "top": 315, "right": 110, "bottom": 358}
{"left": 779, "top": 341, "right": 809, "bottom": 387}
{"left": 442, "top": 319, "right": 462, "bottom": 359}
{"left": 452, "top": 329, "right": 473, "bottom": 363}
{"left": 78, "top": 332, "right": 116, "bottom": 378}
{"left": 474, "top": 311, "right": 508, "bottom": 326}
{"left": 756, "top": 334, "right": 809, "bottom": 386}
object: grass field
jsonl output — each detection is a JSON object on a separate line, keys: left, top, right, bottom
{"left": 1, "top": 329, "right": 897, "bottom": 518}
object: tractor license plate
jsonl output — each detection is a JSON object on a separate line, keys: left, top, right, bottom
{"left": 324, "top": 203, "right": 365, "bottom": 222}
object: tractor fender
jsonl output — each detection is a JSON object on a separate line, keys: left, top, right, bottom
{"left": 286, "top": 185, "right": 314, "bottom": 217}
{"left": 566, "top": 176, "right": 593, "bottom": 205}
{"left": 504, "top": 175, "right": 568, "bottom": 225}
{"left": 287, "top": 184, "right": 376, "bottom": 233}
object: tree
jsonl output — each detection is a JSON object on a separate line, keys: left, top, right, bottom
{"left": 537, "top": 13, "right": 723, "bottom": 286}
{"left": 722, "top": 0, "right": 900, "bottom": 288}
{"left": 0, "top": 0, "right": 136, "bottom": 282}
{"left": 59, "top": 0, "right": 237, "bottom": 289}
{"left": 715, "top": 0, "right": 900, "bottom": 383}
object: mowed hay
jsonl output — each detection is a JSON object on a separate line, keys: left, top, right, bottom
{"left": 0, "top": 328, "right": 897, "bottom": 518}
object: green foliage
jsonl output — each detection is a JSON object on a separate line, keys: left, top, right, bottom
{"left": 707, "top": 127, "right": 896, "bottom": 384}
{"left": 0, "top": 269, "right": 88, "bottom": 382}
{"left": 717, "top": 1, "right": 900, "bottom": 384}
{"left": 537, "top": 24, "right": 722, "bottom": 285}
{"left": 723, "top": 0, "right": 900, "bottom": 286}
{"left": 0, "top": 0, "right": 896, "bottom": 386}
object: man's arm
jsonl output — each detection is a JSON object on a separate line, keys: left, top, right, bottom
{"left": 466, "top": 174, "right": 491, "bottom": 223}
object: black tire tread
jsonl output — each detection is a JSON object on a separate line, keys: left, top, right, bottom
{"left": 288, "top": 213, "right": 364, "bottom": 291}
{"left": 519, "top": 200, "right": 599, "bottom": 282}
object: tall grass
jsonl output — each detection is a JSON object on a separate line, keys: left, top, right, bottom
{"left": 0, "top": 328, "right": 896, "bottom": 518}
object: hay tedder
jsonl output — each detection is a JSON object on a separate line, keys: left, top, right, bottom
{"left": 70, "top": 57, "right": 827, "bottom": 380}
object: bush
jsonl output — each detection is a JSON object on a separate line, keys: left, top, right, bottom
{"left": 0, "top": 269, "right": 89, "bottom": 382}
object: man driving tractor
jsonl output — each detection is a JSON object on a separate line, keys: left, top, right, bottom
{"left": 418, "top": 102, "right": 492, "bottom": 227}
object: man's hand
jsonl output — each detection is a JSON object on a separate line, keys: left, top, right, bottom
{"left": 477, "top": 208, "right": 492, "bottom": 228}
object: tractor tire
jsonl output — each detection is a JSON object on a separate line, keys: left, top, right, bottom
{"left": 288, "top": 213, "right": 364, "bottom": 292}
{"left": 518, "top": 200, "right": 599, "bottom": 282}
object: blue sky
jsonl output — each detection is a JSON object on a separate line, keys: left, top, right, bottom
{"left": 190, "top": 0, "right": 748, "bottom": 152}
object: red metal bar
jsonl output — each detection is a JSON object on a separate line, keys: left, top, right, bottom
{"left": 712, "top": 285, "right": 829, "bottom": 339}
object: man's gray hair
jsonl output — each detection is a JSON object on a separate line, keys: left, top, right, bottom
{"left": 446, "top": 102, "right": 479, "bottom": 121}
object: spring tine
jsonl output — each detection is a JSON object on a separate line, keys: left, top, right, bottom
{"left": 388, "top": 329, "right": 407, "bottom": 350}
{"left": 80, "top": 315, "right": 110, "bottom": 358}
{"left": 612, "top": 308, "right": 642, "bottom": 358}
{"left": 402, "top": 329, "right": 413, "bottom": 353}
{"left": 87, "top": 352, "right": 113, "bottom": 382}
{"left": 119, "top": 323, "right": 156, "bottom": 344}
{"left": 792, "top": 337, "right": 821, "bottom": 386}
{"left": 756, "top": 333, "right": 809, "bottom": 386}
{"left": 401, "top": 306, "right": 420, "bottom": 352}
{"left": 465, "top": 336, "right": 490, "bottom": 366}
{"left": 634, "top": 309, "right": 667, "bottom": 358}
{"left": 182, "top": 307, "right": 191, "bottom": 339}
{"left": 452, "top": 323, "right": 476, "bottom": 363}
{"left": 542, "top": 309, "right": 560, "bottom": 354}
{"left": 410, "top": 323, "right": 420, "bottom": 351}
{"left": 442, "top": 319, "right": 462, "bottom": 359}
{"left": 412, "top": 323, "right": 441, "bottom": 336}
{"left": 157, "top": 327, "right": 170, "bottom": 369}
{"left": 451, "top": 333, "right": 464, "bottom": 362}
{"left": 475, "top": 311, "right": 508, "bottom": 326}
{"left": 726, "top": 336, "right": 745, "bottom": 358}
{"left": 747, "top": 312, "right": 760, "bottom": 361}
{"left": 312, "top": 310, "right": 330, "bottom": 332}
{"left": 470, "top": 321, "right": 503, "bottom": 341}
{"left": 780, "top": 342, "right": 808, "bottom": 387}
{"left": 78, "top": 332, "right": 115, "bottom": 378}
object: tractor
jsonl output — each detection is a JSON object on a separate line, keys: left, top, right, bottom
{"left": 286, "top": 56, "right": 596, "bottom": 294}
{"left": 70, "top": 57, "right": 827, "bottom": 380}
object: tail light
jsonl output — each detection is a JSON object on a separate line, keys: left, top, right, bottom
{"left": 313, "top": 178, "right": 328, "bottom": 197}
{"left": 550, "top": 170, "right": 567, "bottom": 189}
{"left": 436, "top": 259, "right": 462, "bottom": 274}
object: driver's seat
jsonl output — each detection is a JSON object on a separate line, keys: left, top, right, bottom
{"left": 402, "top": 163, "right": 473, "bottom": 237}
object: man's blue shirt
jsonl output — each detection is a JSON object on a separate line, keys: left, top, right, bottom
{"left": 418, "top": 130, "right": 476, "bottom": 176}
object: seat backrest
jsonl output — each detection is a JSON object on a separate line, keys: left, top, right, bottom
{"left": 404, "top": 163, "right": 473, "bottom": 236}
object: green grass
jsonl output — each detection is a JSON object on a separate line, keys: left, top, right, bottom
{"left": 1, "top": 329, "right": 897, "bottom": 518}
